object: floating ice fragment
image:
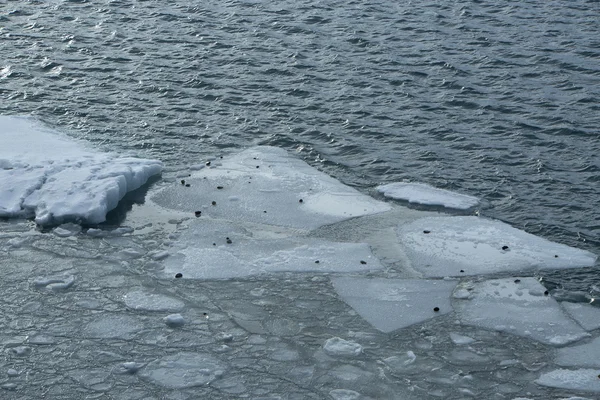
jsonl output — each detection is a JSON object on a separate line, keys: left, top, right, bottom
{"left": 398, "top": 216, "right": 597, "bottom": 277}
{"left": 10, "top": 346, "right": 31, "bottom": 357}
{"left": 123, "top": 290, "right": 185, "bottom": 312}
{"left": 0, "top": 116, "right": 162, "bottom": 225}
{"left": 329, "top": 389, "right": 362, "bottom": 400}
{"left": 561, "top": 302, "right": 600, "bottom": 331}
{"left": 555, "top": 337, "right": 600, "bottom": 368}
{"left": 151, "top": 146, "right": 390, "bottom": 230}
{"left": 83, "top": 315, "right": 144, "bottom": 339}
{"left": 455, "top": 278, "right": 589, "bottom": 346}
{"left": 332, "top": 277, "right": 456, "bottom": 333}
{"left": 377, "top": 182, "right": 479, "bottom": 209}
{"left": 7, "top": 369, "right": 19, "bottom": 377}
{"left": 139, "top": 352, "right": 225, "bottom": 388}
{"left": 53, "top": 223, "right": 81, "bottom": 237}
{"left": 33, "top": 274, "right": 75, "bottom": 291}
{"left": 323, "top": 337, "right": 363, "bottom": 357}
{"left": 120, "top": 362, "right": 143, "bottom": 374}
{"left": 163, "top": 314, "right": 185, "bottom": 328}
{"left": 450, "top": 332, "right": 475, "bottom": 345}
{"left": 536, "top": 368, "right": 600, "bottom": 392}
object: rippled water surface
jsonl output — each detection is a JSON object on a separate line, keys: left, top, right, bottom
{"left": 1, "top": 1, "right": 599, "bottom": 275}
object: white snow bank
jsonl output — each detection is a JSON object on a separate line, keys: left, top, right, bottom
{"left": 162, "top": 219, "right": 382, "bottom": 280}
{"left": 151, "top": 146, "right": 390, "bottom": 230}
{"left": 454, "top": 278, "right": 589, "bottom": 346}
{"left": 535, "top": 369, "right": 600, "bottom": 393}
{"left": 377, "top": 182, "right": 479, "bottom": 209}
{"left": 0, "top": 116, "right": 162, "bottom": 225}
{"left": 331, "top": 277, "right": 456, "bottom": 333}
{"left": 398, "top": 216, "right": 597, "bottom": 277}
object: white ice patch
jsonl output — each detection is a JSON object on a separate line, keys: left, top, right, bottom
{"left": 0, "top": 116, "right": 162, "bottom": 225}
{"left": 123, "top": 290, "right": 185, "bottom": 312}
{"left": 162, "top": 219, "right": 382, "bottom": 280}
{"left": 377, "top": 182, "right": 479, "bottom": 210}
{"left": 33, "top": 274, "right": 75, "bottom": 291}
{"left": 151, "top": 146, "right": 390, "bottom": 230}
{"left": 139, "top": 353, "right": 225, "bottom": 388}
{"left": 323, "top": 337, "right": 363, "bottom": 357}
{"left": 450, "top": 332, "right": 476, "bottom": 345}
{"left": 398, "top": 216, "right": 597, "bottom": 277}
{"left": 535, "top": 369, "right": 600, "bottom": 393}
{"left": 163, "top": 313, "right": 186, "bottom": 328}
{"left": 331, "top": 277, "right": 456, "bottom": 333}
{"left": 555, "top": 337, "right": 600, "bottom": 368}
{"left": 561, "top": 302, "right": 600, "bottom": 332}
{"left": 454, "top": 278, "right": 589, "bottom": 346}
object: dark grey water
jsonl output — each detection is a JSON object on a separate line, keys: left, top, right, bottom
{"left": 1, "top": 1, "right": 598, "bottom": 268}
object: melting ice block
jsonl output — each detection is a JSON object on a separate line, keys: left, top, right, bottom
{"left": 331, "top": 277, "right": 456, "bottom": 333}
{"left": 454, "top": 278, "right": 589, "bottom": 346}
{"left": 151, "top": 146, "right": 390, "bottom": 230}
{"left": 555, "top": 337, "right": 600, "bottom": 368}
{"left": 535, "top": 369, "right": 600, "bottom": 393}
{"left": 0, "top": 116, "right": 162, "bottom": 225}
{"left": 398, "top": 216, "right": 597, "bottom": 277}
{"left": 377, "top": 182, "right": 479, "bottom": 210}
{"left": 162, "top": 218, "right": 382, "bottom": 280}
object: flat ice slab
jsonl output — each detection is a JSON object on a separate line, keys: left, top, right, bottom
{"left": 162, "top": 219, "right": 382, "bottom": 280}
{"left": 454, "top": 278, "right": 589, "bottom": 346}
{"left": 139, "top": 353, "right": 225, "bottom": 388}
{"left": 331, "top": 277, "right": 456, "bottom": 333}
{"left": 555, "top": 337, "right": 600, "bottom": 368}
{"left": 377, "top": 182, "right": 479, "bottom": 209}
{"left": 535, "top": 369, "right": 600, "bottom": 393}
{"left": 561, "top": 302, "right": 600, "bottom": 332}
{"left": 151, "top": 146, "right": 390, "bottom": 230}
{"left": 398, "top": 216, "right": 597, "bottom": 277}
{"left": 0, "top": 116, "right": 162, "bottom": 225}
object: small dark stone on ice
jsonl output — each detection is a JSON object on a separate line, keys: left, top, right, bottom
{"left": 206, "top": 161, "right": 211, "bottom": 166}
{"left": 175, "top": 273, "right": 183, "bottom": 278}
{"left": 433, "top": 307, "right": 440, "bottom": 312}
{"left": 226, "top": 237, "right": 232, "bottom": 244}
{"left": 423, "top": 230, "right": 431, "bottom": 234}
{"left": 263, "top": 210, "right": 267, "bottom": 213}
{"left": 360, "top": 260, "right": 367, "bottom": 265}
{"left": 185, "top": 183, "right": 191, "bottom": 187}
{"left": 460, "top": 269, "right": 465, "bottom": 273}
{"left": 194, "top": 211, "right": 201, "bottom": 217}
{"left": 315, "top": 260, "right": 320, "bottom": 264}
{"left": 212, "top": 243, "right": 216, "bottom": 246}
{"left": 299, "top": 199, "right": 303, "bottom": 203}
{"left": 544, "top": 290, "right": 549, "bottom": 296}
{"left": 211, "top": 201, "right": 216, "bottom": 206}
{"left": 180, "top": 179, "right": 185, "bottom": 185}
{"left": 514, "top": 279, "right": 521, "bottom": 283}
{"left": 502, "top": 245, "right": 509, "bottom": 250}
{"left": 554, "top": 255, "right": 559, "bottom": 258}
{"left": 256, "top": 165, "right": 260, "bottom": 168}
{"left": 217, "top": 186, "right": 223, "bottom": 189}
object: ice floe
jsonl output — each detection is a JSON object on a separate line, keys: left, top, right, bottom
{"left": 123, "top": 290, "right": 185, "bottom": 312}
{"left": 331, "top": 277, "right": 456, "bottom": 333}
{"left": 0, "top": 116, "right": 162, "bottom": 225}
{"left": 398, "top": 216, "right": 597, "bottom": 277}
{"left": 454, "top": 278, "right": 589, "bottom": 346}
{"left": 535, "top": 368, "right": 600, "bottom": 393}
{"left": 377, "top": 182, "right": 479, "bottom": 209}
{"left": 139, "top": 352, "right": 225, "bottom": 388}
{"left": 561, "top": 302, "right": 600, "bottom": 331}
{"left": 555, "top": 336, "right": 600, "bottom": 368}
{"left": 163, "top": 313, "right": 186, "bottom": 328}
{"left": 161, "top": 218, "right": 382, "bottom": 280}
{"left": 151, "top": 146, "right": 390, "bottom": 230}
{"left": 323, "top": 337, "right": 363, "bottom": 357}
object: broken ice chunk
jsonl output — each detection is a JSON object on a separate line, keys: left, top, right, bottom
{"left": 555, "top": 337, "right": 600, "bottom": 368}
{"left": 139, "top": 353, "right": 225, "bottom": 388}
{"left": 323, "top": 337, "right": 363, "bottom": 357}
{"left": 535, "top": 368, "right": 600, "bottom": 393}
{"left": 377, "top": 182, "right": 479, "bottom": 209}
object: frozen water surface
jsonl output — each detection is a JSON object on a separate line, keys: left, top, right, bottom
{"left": 377, "top": 182, "right": 480, "bottom": 210}
{"left": 561, "top": 302, "right": 600, "bottom": 332}
{"left": 0, "top": 144, "right": 598, "bottom": 399}
{"left": 536, "top": 369, "right": 600, "bottom": 393}
{"left": 454, "top": 278, "right": 589, "bottom": 346}
{"left": 398, "top": 216, "right": 597, "bottom": 277}
{"left": 555, "top": 337, "right": 600, "bottom": 368}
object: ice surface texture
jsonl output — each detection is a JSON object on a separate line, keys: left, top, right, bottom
{"left": 0, "top": 116, "right": 162, "bottom": 225}
{"left": 398, "top": 216, "right": 597, "bottom": 277}
{"left": 377, "top": 182, "right": 479, "bottom": 210}
{"left": 535, "top": 369, "right": 600, "bottom": 393}
{"left": 152, "top": 146, "right": 390, "bottom": 230}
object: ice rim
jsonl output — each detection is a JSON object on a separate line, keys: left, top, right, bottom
{"left": 0, "top": 116, "right": 163, "bottom": 226}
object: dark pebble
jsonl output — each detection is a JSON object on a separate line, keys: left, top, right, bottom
{"left": 554, "top": 255, "right": 559, "bottom": 258}
{"left": 315, "top": 260, "right": 320, "bottom": 264}
{"left": 423, "top": 230, "right": 431, "bottom": 234}
{"left": 433, "top": 307, "right": 440, "bottom": 312}
{"left": 256, "top": 165, "right": 259, "bottom": 168}
{"left": 180, "top": 179, "right": 185, "bottom": 185}
{"left": 212, "top": 243, "right": 216, "bottom": 246}
{"left": 194, "top": 211, "right": 201, "bottom": 217}
{"left": 544, "top": 290, "right": 549, "bottom": 296}
{"left": 514, "top": 279, "right": 521, "bottom": 283}
{"left": 211, "top": 201, "right": 216, "bottom": 206}
{"left": 226, "top": 237, "right": 232, "bottom": 244}
{"left": 460, "top": 270, "right": 464, "bottom": 273}
{"left": 185, "top": 183, "right": 190, "bottom": 187}
{"left": 206, "top": 161, "right": 211, "bottom": 166}
{"left": 502, "top": 245, "right": 509, "bottom": 250}
{"left": 263, "top": 210, "right": 267, "bottom": 213}
{"left": 217, "top": 186, "right": 223, "bottom": 189}
{"left": 175, "top": 273, "right": 183, "bottom": 278}
{"left": 299, "top": 199, "right": 303, "bottom": 203}
{"left": 360, "top": 260, "right": 367, "bottom": 265}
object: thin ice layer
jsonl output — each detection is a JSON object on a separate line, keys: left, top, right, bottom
{"left": 162, "top": 218, "right": 382, "bottom": 279}
{"left": 454, "top": 278, "right": 589, "bottom": 346}
{"left": 377, "top": 182, "right": 479, "bottom": 210}
{"left": 0, "top": 116, "right": 162, "bottom": 225}
{"left": 398, "top": 216, "right": 597, "bottom": 277}
{"left": 535, "top": 369, "right": 600, "bottom": 393}
{"left": 151, "top": 146, "right": 390, "bottom": 230}
{"left": 555, "top": 337, "right": 600, "bottom": 368}
{"left": 331, "top": 277, "right": 456, "bottom": 333}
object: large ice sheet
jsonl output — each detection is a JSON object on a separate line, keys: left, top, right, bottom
{"left": 398, "top": 216, "right": 597, "bottom": 277}
{"left": 151, "top": 146, "right": 390, "bottom": 230}
{"left": 331, "top": 277, "right": 456, "bottom": 333}
{"left": 555, "top": 337, "right": 600, "bottom": 368}
{"left": 535, "top": 369, "right": 600, "bottom": 393}
{"left": 377, "top": 182, "right": 479, "bottom": 210}
{"left": 0, "top": 116, "right": 162, "bottom": 225}
{"left": 454, "top": 278, "right": 589, "bottom": 346}
{"left": 162, "top": 218, "right": 382, "bottom": 279}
